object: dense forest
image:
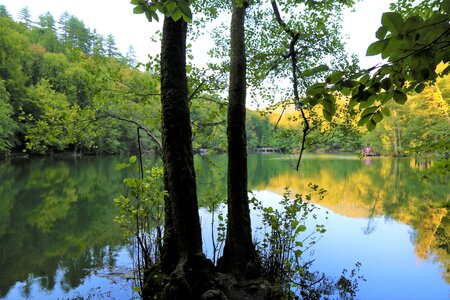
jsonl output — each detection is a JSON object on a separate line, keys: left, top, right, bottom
{"left": 1, "top": 5, "right": 448, "bottom": 157}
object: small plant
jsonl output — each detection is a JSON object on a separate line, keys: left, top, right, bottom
{"left": 205, "top": 188, "right": 226, "bottom": 265}
{"left": 251, "top": 184, "right": 365, "bottom": 299}
{"left": 114, "top": 156, "right": 167, "bottom": 296}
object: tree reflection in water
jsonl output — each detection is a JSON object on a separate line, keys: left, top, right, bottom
{"left": 0, "top": 154, "right": 448, "bottom": 298}
{"left": 0, "top": 157, "right": 128, "bottom": 298}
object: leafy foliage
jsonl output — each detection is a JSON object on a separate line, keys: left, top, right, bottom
{"left": 130, "top": 0, "right": 193, "bottom": 22}
{"left": 305, "top": 1, "right": 450, "bottom": 134}
{"left": 0, "top": 11, "right": 162, "bottom": 155}
{"left": 114, "top": 157, "right": 167, "bottom": 293}
{"left": 0, "top": 81, "right": 18, "bottom": 153}
{"left": 250, "top": 185, "right": 366, "bottom": 299}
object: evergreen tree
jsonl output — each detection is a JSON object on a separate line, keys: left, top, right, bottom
{"left": 106, "top": 34, "right": 119, "bottom": 58}
{"left": 58, "top": 11, "right": 70, "bottom": 43}
{"left": 91, "top": 29, "right": 105, "bottom": 57}
{"left": 65, "top": 15, "right": 92, "bottom": 54}
{"left": 38, "top": 11, "right": 56, "bottom": 31}
{"left": 125, "top": 45, "right": 137, "bottom": 67}
{"left": 0, "top": 5, "right": 11, "bottom": 18}
{"left": 18, "top": 6, "right": 32, "bottom": 28}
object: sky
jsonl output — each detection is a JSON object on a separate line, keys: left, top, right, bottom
{"left": 1, "top": 0, "right": 393, "bottom": 69}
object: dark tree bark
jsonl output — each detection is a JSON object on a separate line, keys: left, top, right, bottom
{"left": 144, "top": 16, "right": 215, "bottom": 300}
{"left": 160, "top": 173, "right": 178, "bottom": 273}
{"left": 220, "top": 0, "right": 260, "bottom": 279}
{"left": 160, "top": 15, "right": 203, "bottom": 266}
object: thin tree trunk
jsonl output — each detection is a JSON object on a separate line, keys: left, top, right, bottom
{"left": 160, "top": 16, "right": 203, "bottom": 265}
{"left": 220, "top": 0, "right": 260, "bottom": 279}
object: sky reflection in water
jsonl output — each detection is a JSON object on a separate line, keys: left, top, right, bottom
{"left": 0, "top": 155, "right": 448, "bottom": 299}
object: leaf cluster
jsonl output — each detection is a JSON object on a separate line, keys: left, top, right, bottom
{"left": 131, "top": 0, "right": 192, "bottom": 22}
{"left": 305, "top": 1, "right": 450, "bottom": 131}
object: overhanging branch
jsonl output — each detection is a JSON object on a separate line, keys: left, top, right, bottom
{"left": 105, "top": 112, "right": 162, "bottom": 153}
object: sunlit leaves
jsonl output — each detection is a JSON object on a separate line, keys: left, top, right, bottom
{"left": 131, "top": 0, "right": 193, "bottom": 23}
{"left": 308, "top": 3, "right": 450, "bottom": 132}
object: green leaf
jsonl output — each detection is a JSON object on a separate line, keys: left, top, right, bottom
{"left": 326, "top": 71, "right": 343, "bottom": 84}
{"left": 381, "top": 107, "right": 391, "bottom": 117}
{"left": 359, "top": 95, "right": 376, "bottom": 109}
{"left": 380, "top": 91, "right": 393, "bottom": 105}
{"left": 359, "top": 74, "right": 370, "bottom": 85}
{"left": 414, "top": 83, "right": 426, "bottom": 93}
{"left": 381, "top": 12, "right": 404, "bottom": 34}
{"left": 130, "top": 0, "right": 140, "bottom": 5}
{"left": 404, "top": 15, "right": 423, "bottom": 32}
{"left": 177, "top": 0, "right": 192, "bottom": 22}
{"left": 305, "top": 83, "right": 326, "bottom": 96}
{"left": 115, "top": 163, "right": 130, "bottom": 170}
{"left": 322, "top": 94, "right": 336, "bottom": 120}
{"left": 360, "top": 106, "right": 378, "bottom": 118}
{"left": 133, "top": 5, "right": 145, "bottom": 14}
{"left": 366, "top": 39, "right": 389, "bottom": 56}
{"left": 380, "top": 77, "right": 393, "bottom": 90}
{"left": 357, "top": 113, "right": 372, "bottom": 126}
{"left": 129, "top": 155, "right": 137, "bottom": 163}
{"left": 375, "top": 26, "right": 388, "bottom": 39}
{"left": 296, "top": 225, "right": 307, "bottom": 233}
{"left": 299, "top": 64, "right": 329, "bottom": 78}
{"left": 323, "top": 109, "right": 332, "bottom": 122}
{"left": 366, "top": 119, "right": 377, "bottom": 131}
{"left": 393, "top": 90, "right": 407, "bottom": 104}
{"left": 341, "top": 80, "right": 358, "bottom": 88}
{"left": 348, "top": 97, "right": 358, "bottom": 109}
{"left": 372, "top": 111, "right": 383, "bottom": 123}
{"left": 171, "top": 10, "right": 182, "bottom": 21}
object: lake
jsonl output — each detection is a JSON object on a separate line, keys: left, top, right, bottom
{"left": 0, "top": 154, "right": 448, "bottom": 299}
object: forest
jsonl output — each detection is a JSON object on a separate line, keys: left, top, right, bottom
{"left": 0, "top": 4, "right": 448, "bottom": 158}
{"left": 1, "top": 0, "right": 449, "bottom": 299}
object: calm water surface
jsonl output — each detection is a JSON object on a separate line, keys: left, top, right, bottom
{"left": 0, "top": 155, "right": 448, "bottom": 299}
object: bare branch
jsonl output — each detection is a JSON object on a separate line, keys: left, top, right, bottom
{"left": 104, "top": 112, "right": 162, "bottom": 153}
{"left": 271, "top": 0, "right": 310, "bottom": 171}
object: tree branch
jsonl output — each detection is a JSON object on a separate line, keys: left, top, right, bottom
{"left": 271, "top": 0, "right": 310, "bottom": 171}
{"left": 104, "top": 112, "right": 162, "bottom": 152}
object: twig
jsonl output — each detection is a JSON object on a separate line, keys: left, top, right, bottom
{"left": 105, "top": 112, "right": 162, "bottom": 153}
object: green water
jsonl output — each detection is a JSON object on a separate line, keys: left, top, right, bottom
{"left": 0, "top": 155, "right": 448, "bottom": 299}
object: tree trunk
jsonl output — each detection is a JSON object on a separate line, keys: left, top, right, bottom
{"left": 160, "top": 15, "right": 203, "bottom": 267}
{"left": 160, "top": 173, "right": 178, "bottom": 273}
{"left": 220, "top": 0, "right": 260, "bottom": 279}
{"left": 144, "top": 16, "right": 215, "bottom": 300}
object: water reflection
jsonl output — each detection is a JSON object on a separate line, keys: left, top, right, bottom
{"left": 0, "top": 157, "right": 129, "bottom": 298}
{"left": 197, "top": 154, "right": 449, "bottom": 295}
{"left": 0, "top": 154, "right": 448, "bottom": 299}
